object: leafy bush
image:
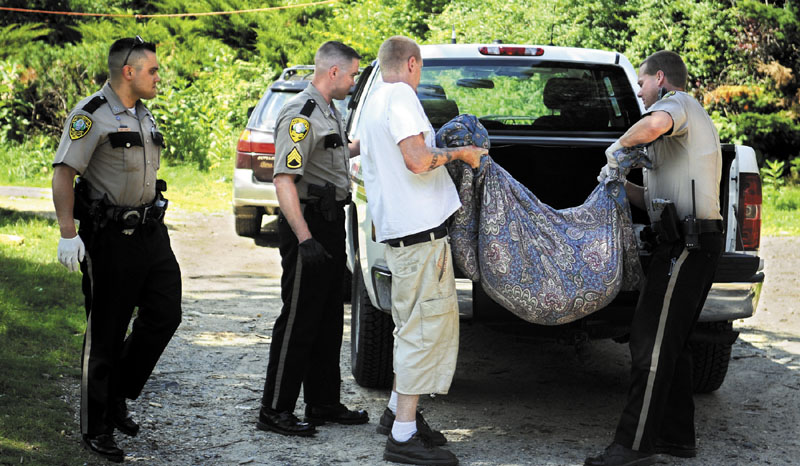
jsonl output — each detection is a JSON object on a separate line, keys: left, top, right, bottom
{"left": 0, "top": 0, "right": 798, "bottom": 177}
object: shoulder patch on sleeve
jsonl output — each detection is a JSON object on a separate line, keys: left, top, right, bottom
{"left": 289, "top": 117, "right": 310, "bottom": 143}
{"left": 81, "top": 95, "right": 107, "bottom": 114}
{"left": 69, "top": 115, "right": 93, "bottom": 140}
{"left": 286, "top": 147, "right": 303, "bottom": 169}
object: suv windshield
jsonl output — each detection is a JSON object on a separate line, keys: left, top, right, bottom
{"left": 420, "top": 58, "right": 640, "bottom": 132}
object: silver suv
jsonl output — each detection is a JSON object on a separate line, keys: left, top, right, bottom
{"left": 232, "top": 65, "right": 352, "bottom": 236}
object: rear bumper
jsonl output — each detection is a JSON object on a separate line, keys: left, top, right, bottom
{"left": 698, "top": 251, "right": 764, "bottom": 322}
{"left": 232, "top": 168, "right": 279, "bottom": 213}
{"left": 698, "top": 279, "right": 763, "bottom": 323}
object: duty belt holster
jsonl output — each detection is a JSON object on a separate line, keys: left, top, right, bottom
{"left": 78, "top": 179, "right": 169, "bottom": 235}
{"left": 73, "top": 176, "right": 103, "bottom": 224}
{"left": 641, "top": 198, "right": 723, "bottom": 251}
{"left": 305, "top": 182, "right": 349, "bottom": 222}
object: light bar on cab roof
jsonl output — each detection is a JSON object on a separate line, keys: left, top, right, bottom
{"left": 479, "top": 46, "right": 545, "bottom": 56}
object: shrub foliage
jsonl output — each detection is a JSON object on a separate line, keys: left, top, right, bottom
{"left": 0, "top": 0, "right": 798, "bottom": 172}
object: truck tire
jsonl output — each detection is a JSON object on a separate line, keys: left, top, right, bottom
{"left": 691, "top": 322, "right": 733, "bottom": 393}
{"left": 234, "top": 208, "right": 262, "bottom": 237}
{"left": 350, "top": 258, "right": 394, "bottom": 388}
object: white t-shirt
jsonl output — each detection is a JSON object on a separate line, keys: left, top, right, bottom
{"left": 357, "top": 81, "right": 461, "bottom": 242}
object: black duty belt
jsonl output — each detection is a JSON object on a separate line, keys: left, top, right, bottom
{"left": 299, "top": 193, "right": 352, "bottom": 208}
{"left": 652, "top": 218, "right": 723, "bottom": 235}
{"left": 106, "top": 203, "right": 164, "bottom": 230}
{"left": 385, "top": 223, "right": 448, "bottom": 248}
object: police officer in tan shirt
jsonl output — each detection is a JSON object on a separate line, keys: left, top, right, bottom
{"left": 587, "top": 51, "right": 725, "bottom": 466}
{"left": 52, "top": 37, "right": 181, "bottom": 463}
{"left": 256, "top": 41, "right": 368, "bottom": 437}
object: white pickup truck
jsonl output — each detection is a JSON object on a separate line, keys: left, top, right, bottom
{"left": 344, "top": 44, "right": 764, "bottom": 393}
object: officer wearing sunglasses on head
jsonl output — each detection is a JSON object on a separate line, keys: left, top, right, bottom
{"left": 51, "top": 36, "right": 181, "bottom": 463}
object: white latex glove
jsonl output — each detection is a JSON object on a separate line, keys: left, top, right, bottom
{"left": 597, "top": 164, "right": 611, "bottom": 183}
{"left": 605, "top": 139, "right": 624, "bottom": 168}
{"left": 58, "top": 235, "right": 85, "bottom": 272}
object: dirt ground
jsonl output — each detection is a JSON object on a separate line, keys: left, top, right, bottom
{"left": 3, "top": 190, "right": 798, "bottom": 465}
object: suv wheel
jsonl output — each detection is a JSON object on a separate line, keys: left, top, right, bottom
{"left": 350, "top": 257, "right": 393, "bottom": 388}
{"left": 234, "top": 207, "right": 262, "bottom": 237}
{"left": 691, "top": 321, "right": 734, "bottom": 393}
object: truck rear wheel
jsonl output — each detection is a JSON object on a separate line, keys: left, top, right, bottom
{"left": 350, "top": 258, "right": 394, "bottom": 388}
{"left": 692, "top": 322, "right": 734, "bottom": 393}
{"left": 234, "top": 207, "right": 262, "bottom": 237}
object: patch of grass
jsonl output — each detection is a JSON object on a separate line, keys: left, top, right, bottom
{"left": 0, "top": 136, "right": 55, "bottom": 187}
{"left": 159, "top": 157, "right": 233, "bottom": 213}
{"left": 0, "top": 208, "right": 93, "bottom": 465}
{"left": 762, "top": 184, "right": 800, "bottom": 236}
{"left": 0, "top": 137, "right": 235, "bottom": 214}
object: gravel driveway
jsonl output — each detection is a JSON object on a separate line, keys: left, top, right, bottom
{"left": 2, "top": 188, "right": 797, "bottom": 465}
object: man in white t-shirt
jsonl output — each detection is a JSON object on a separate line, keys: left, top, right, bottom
{"left": 358, "top": 35, "right": 487, "bottom": 466}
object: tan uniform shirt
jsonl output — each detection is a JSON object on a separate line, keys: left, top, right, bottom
{"left": 273, "top": 83, "right": 350, "bottom": 201}
{"left": 53, "top": 82, "right": 163, "bottom": 207}
{"left": 643, "top": 91, "right": 722, "bottom": 222}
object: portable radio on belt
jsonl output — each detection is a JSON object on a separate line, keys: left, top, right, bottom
{"left": 681, "top": 180, "right": 701, "bottom": 250}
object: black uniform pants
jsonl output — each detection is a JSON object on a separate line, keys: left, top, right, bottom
{"left": 261, "top": 205, "right": 346, "bottom": 412}
{"left": 614, "top": 231, "right": 723, "bottom": 452}
{"left": 78, "top": 221, "right": 182, "bottom": 436}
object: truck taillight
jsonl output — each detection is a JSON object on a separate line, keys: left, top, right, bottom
{"left": 738, "top": 172, "right": 762, "bottom": 251}
{"left": 478, "top": 46, "right": 544, "bottom": 56}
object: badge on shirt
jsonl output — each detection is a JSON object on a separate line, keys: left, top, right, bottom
{"left": 289, "top": 118, "right": 310, "bottom": 143}
{"left": 286, "top": 147, "right": 303, "bottom": 169}
{"left": 69, "top": 115, "right": 93, "bottom": 140}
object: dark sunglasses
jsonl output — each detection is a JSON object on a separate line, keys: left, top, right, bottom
{"left": 123, "top": 35, "right": 145, "bottom": 67}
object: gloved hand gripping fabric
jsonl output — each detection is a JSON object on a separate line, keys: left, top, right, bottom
{"left": 439, "top": 114, "right": 644, "bottom": 325}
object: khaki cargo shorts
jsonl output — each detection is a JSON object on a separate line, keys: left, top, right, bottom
{"left": 385, "top": 236, "right": 459, "bottom": 395}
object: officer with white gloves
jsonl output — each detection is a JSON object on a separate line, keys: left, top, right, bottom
{"left": 57, "top": 235, "right": 85, "bottom": 272}
{"left": 51, "top": 36, "right": 181, "bottom": 463}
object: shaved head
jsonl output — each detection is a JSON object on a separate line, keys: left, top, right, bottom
{"left": 314, "top": 41, "right": 362, "bottom": 78}
{"left": 378, "top": 36, "right": 421, "bottom": 77}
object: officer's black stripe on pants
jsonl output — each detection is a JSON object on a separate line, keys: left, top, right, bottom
{"left": 80, "top": 255, "right": 95, "bottom": 435}
{"left": 270, "top": 251, "right": 304, "bottom": 409}
{"left": 262, "top": 206, "right": 346, "bottom": 412}
{"left": 78, "top": 223, "right": 182, "bottom": 436}
{"left": 614, "top": 233, "right": 722, "bottom": 453}
{"left": 633, "top": 248, "right": 689, "bottom": 449}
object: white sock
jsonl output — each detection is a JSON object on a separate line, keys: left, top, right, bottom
{"left": 391, "top": 420, "right": 417, "bottom": 443}
{"left": 387, "top": 391, "right": 398, "bottom": 414}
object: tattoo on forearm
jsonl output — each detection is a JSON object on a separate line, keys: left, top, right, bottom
{"left": 427, "top": 148, "right": 455, "bottom": 171}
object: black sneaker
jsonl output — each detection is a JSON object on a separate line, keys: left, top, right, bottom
{"left": 376, "top": 408, "right": 447, "bottom": 446}
{"left": 81, "top": 433, "right": 124, "bottom": 463}
{"left": 654, "top": 439, "right": 696, "bottom": 458}
{"left": 108, "top": 397, "right": 140, "bottom": 437}
{"left": 384, "top": 432, "right": 458, "bottom": 466}
{"left": 584, "top": 443, "right": 664, "bottom": 466}
{"left": 304, "top": 403, "right": 368, "bottom": 426}
{"left": 256, "top": 407, "right": 316, "bottom": 437}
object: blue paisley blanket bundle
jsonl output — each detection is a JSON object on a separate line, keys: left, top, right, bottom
{"left": 437, "top": 114, "right": 645, "bottom": 325}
